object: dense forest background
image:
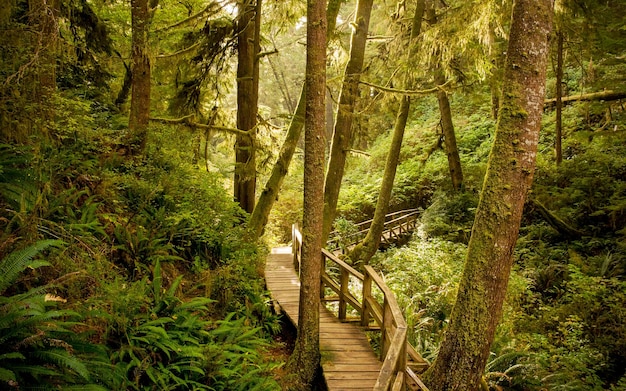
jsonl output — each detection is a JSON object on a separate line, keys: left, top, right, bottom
{"left": 1, "top": 0, "right": 625, "bottom": 390}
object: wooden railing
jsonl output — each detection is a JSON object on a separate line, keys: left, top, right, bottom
{"left": 293, "top": 225, "right": 429, "bottom": 390}
{"left": 327, "top": 209, "right": 420, "bottom": 253}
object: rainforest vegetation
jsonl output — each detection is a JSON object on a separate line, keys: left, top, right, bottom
{"left": 1, "top": 0, "right": 625, "bottom": 390}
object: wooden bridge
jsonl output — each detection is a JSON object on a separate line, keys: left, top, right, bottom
{"left": 265, "top": 210, "right": 428, "bottom": 390}
{"left": 327, "top": 209, "right": 420, "bottom": 253}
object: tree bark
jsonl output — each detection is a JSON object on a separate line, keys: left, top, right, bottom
{"left": 234, "top": 0, "right": 261, "bottom": 214}
{"left": 322, "top": 0, "right": 374, "bottom": 243}
{"left": 555, "top": 29, "right": 563, "bottom": 165}
{"left": 348, "top": 0, "right": 426, "bottom": 266}
{"left": 128, "top": 0, "right": 151, "bottom": 154}
{"left": 247, "top": 0, "right": 343, "bottom": 240}
{"left": 287, "top": 0, "right": 326, "bottom": 387}
{"left": 422, "top": 0, "right": 553, "bottom": 390}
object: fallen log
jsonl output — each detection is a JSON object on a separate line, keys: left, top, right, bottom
{"left": 544, "top": 90, "right": 626, "bottom": 108}
{"left": 531, "top": 199, "right": 586, "bottom": 239}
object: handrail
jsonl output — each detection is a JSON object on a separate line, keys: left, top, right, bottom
{"left": 291, "top": 224, "right": 429, "bottom": 390}
{"left": 327, "top": 209, "right": 420, "bottom": 252}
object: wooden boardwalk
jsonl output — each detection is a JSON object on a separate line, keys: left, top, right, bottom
{"left": 265, "top": 247, "right": 382, "bottom": 390}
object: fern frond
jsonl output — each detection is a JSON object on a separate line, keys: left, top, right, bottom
{"left": 0, "top": 367, "right": 16, "bottom": 382}
{"left": 33, "top": 349, "right": 91, "bottom": 381}
{"left": 0, "top": 240, "right": 61, "bottom": 294}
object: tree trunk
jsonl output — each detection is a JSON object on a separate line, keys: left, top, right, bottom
{"left": 430, "top": 3, "right": 463, "bottom": 191}
{"left": 322, "top": 0, "right": 374, "bottom": 243}
{"left": 422, "top": 0, "right": 553, "bottom": 390}
{"left": 115, "top": 61, "right": 133, "bottom": 109}
{"left": 128, "top": 0, "right": 151, "bottom": 154}
{"left": 555, "top": 29, "right": 563, "bottom": 165}
{"left": 29, "top": 0, "right": 59, "bottom": 128}
{"left": 287, "top": 0, "right": 326, "bottom": 387}
{"left": 234, "top": 0, "right": 261, "bottom": 214}
{"left": 247, "top": 0, "right": 343, "bottom": 240}
{"left": 349, "top": 95, "right": 411, "bottom": 265}
{"left": 248, "top": 86, "right": 306, "bottom": 239}
{"left": 348, "top": 0, "right": 426, "bottom": 266}
{"left": 436, "top": 70, "right": 463, "bottom": 191}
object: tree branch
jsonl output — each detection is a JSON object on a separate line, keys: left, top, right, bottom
{"left": 150, "top": 115, "right": 254, "bottom": 136}
{"left": 156, "top": 42, "right": 201, "bottom": 59}
{"left": 359, "top": 79, "right": 452, "bottom": 95}
{"left": 544, "top": 90, "right": 626, "bottom": 108}
{"left": 153, "top": 3, "right": 222, "bottom": 33}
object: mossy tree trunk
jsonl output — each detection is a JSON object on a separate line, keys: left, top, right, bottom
{"left": 435, "top": 70, "right": 463, "bottom": 191}
{"left": 234, "top": 0, "right": 261, "bottom": 214}
{"left": 322, "top": 0, "right": 374, "bottom": 243}
{"left": 422, "top": 0, "right": 553, "bottom": 389}
{"left": 128, "top": 0, "right": 151, "bottom": 154}
{"left": 349, "top": 0, "right": 426, "bottom": 266}
{"left": 248, "top": 0, "right": 343, "bottom": 240}
{"left": 287, "top": 0, "right": 326, "bottom": 387}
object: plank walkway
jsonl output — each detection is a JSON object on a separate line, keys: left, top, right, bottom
{"left": 265, "top": 246, "right": 382, "bottom": 390}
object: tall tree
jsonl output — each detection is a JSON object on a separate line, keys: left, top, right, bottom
{"left": 422, "top": 0, "right": 553, "bottom": 389}
{"left": 322, "top": 0, "right": 374, "bottom": 242}
{"left": 128, "top": 0, "right": 152, "bottom": 154}
{"left": 248, "top": 0, "right": 343, "bottom": 239}
{"left": 287, "top": 0, "right": 326, "bottom": 388}
{"left": 348, "top": 0, "right": 426, "bottom": 266}
{"left": 234, "top": 0, "right": 261, "bottom": 214}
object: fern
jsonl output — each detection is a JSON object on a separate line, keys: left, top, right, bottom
{"left": 0, "top": 239, "right": 60, "bottom": 294}
{"left": 0, "top": 241, "right": 117, "bottom": 390}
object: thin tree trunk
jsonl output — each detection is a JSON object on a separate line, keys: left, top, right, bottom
{"left": 435, "top": 70, "right": 463, "bottom": 191}
{"left": 322, "top": 0, "right": 374, "bottom": 243}
{"left": 248, "top": 86, "right": 305, "bottom": 239}
{"left": 29, "top": 0, "right": 58, "bottom": 129}
{"left": 128, "top": 0, "right": 151, "bottom": 154}
{"left": 115, "top": 61, "right": 133, "bottom": 109}
{"left": 247, "top": 0, "right": 343, "bottom": 240}
{"left": 348, "top": 0, "right": 426, "bottom": 266}
{"left": 422, "top": 0, "right": 553, "bottom": 389}
{"left": 287, "top": 0, "right": 326, "bottom": 387}
{"left": 234, "top": 0, "right": 260, "bottom": 214}
{"left": 555, "top": 29, "right": 563, "bottom": 165}
{"left": 430, "top": 3, "right": 463, "bottom": 191}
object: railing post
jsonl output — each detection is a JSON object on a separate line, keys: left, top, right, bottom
{"left": 361, "top": 271, "right": 372, "bottom": 327}
{"left": 339, "top": 267, "right": 349, "bottom": 321}
{"left": 320, "top": 252, "right": 326, "bottom": 300}
{"left": 381, "top": 296, "right": 392, "bottom": 360}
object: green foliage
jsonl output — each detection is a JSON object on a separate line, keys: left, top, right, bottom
{"left": 420, "top": 190, "right": 478, "bottom": 243}
{"left": 0, "top": 144, "right": 38, "bottom": 211}
{"left": 0, "top": 241, "right": 115, "bottom": 390}
{"left": 100, "top": 261, "right": 281, "bottom": 391}
{"left": 370, "top": 235, "right": 467, "bottom": 360}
